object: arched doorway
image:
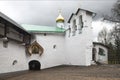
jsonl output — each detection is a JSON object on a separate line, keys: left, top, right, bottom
{"left": 29, "top": 60, "right": 41, "bottom": 70}
{"left": 92, "top": 48, "right": 97, "bottom": 61}
{"left": 92, "top": 53, "right": 96, "bottom": 61}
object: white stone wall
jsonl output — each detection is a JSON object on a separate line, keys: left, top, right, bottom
{"left": 65, "top": 10, "right": 93, "bottom": 66}
{"left": 27, "top": 33, "right": 66, "bottom": 69}
{"left": 0, "top": 40, "right": 28, "bottom": 73}
{"left": 65, "top": 27, "right": 93, "bottom": 66}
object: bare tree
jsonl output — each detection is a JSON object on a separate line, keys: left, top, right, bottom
{"left": 111, "top": 24, "right": 120, "bottom": 49}
{"left": 97, "top": 27, "right": 111, "bottom": 45}
{"left": 103, "top": 0, "right": 120, "bottom": 63}
{"left": 104, "top": 0, "right": 120, "bottom": 23}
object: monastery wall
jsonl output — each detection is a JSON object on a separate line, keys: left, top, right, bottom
{"left": 65, "top": 10, "right": 93, "bottom": 66}
{"left": 0, "top": 9, "right": 94, "bottom": 73}
{"left": 65, "top": 27, "right": 93, "bottom": 66}
{"left": 0, "top": 40, "right": 28, "bottom": 73}
{"left": 27, "top": 33, "right": 66, "bottom": 69}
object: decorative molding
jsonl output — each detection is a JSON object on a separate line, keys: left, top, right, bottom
{"left": 27, "top": 41, "right": 44, "bottom": 56}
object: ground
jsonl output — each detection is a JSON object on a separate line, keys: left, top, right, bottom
{"left": 0, "top": 65, "right": 120, "bottom": 80}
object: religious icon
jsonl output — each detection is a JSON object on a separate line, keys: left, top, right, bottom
{"left": 27, "top": 41, "right": 44, "bottom": 56}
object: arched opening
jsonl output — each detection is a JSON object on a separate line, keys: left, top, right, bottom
{"left": 29, "top": 60, "right": 41, "bottom": 70}
{"left": 92, "top": 53, "right": 96, "bottom": 61}
{"left": 92, "top": 48, "right": 97, "bottom": 61}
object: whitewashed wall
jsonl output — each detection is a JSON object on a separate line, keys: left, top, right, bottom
{"left": 27, "top": 33, "right": 66, "bottom": 69}
{"left": 65, "top": 10, "right": 93, "bottom": 66}
{"left": 65, "top": 27, "right": 93, "bottom": 66}
{"left": 0, "top": 40, "right": 28, "bottom": 73}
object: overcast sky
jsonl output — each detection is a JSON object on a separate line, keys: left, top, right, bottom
{"left": 0, "top": 0, "right": 118, "bottom": 40}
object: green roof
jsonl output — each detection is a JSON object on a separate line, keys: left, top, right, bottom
{"left": 21, "top": 24, "right": 65, "bottom": 33}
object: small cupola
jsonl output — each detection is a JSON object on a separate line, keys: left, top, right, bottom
{"left": 56, "top": 10, "right": 64, "bottom": 23}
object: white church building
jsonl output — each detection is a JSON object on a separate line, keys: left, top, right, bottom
{"left": 0, "top": 8, "right": 108, "bottom": 73}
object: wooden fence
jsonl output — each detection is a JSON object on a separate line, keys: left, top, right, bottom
{"left": 108, "top": 54, "right": 120, "bottom": 64}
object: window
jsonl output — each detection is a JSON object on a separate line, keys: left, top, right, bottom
{"left": 99, "top": 48, "right": 105, "bottom": 56}
{"left": 68, "top": 27, "right": 71, "bottom": 37}
{"left": 44, "top": 33, "right": 47, "bottom": 36}
{"left": 53, "top": 45, "right": 56, "bottom": 49}
{"left": 12, "top": 60, "right": 17, "bottom": 65}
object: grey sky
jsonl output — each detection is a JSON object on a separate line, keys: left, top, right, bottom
{"left": 0, "top": 0, "right": 118, "bottom": 41}
{"left": 0, "top": 0, "right": 117, "bottom": 26}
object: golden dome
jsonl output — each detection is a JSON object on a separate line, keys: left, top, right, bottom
{"left": 56, "top": 10, "right": 64, "bottom": 22}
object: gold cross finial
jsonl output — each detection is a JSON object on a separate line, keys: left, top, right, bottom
{"left": 59, "top": 9, "right": 62, "bottom": 14}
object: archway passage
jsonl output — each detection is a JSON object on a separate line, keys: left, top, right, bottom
{"left": 29, "top": 60, "right": 41, "bottom": 70}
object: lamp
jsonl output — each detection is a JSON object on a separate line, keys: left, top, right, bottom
{"left": 2, "top": 37, "right": 8, "bottom": 42}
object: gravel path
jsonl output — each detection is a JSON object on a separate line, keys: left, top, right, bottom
{"left": 0, "top": 65, "right": 120, "bottom": 80}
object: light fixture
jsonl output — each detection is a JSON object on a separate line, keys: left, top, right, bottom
{"left": 2, "top": 37, "right": 8, "bottom": 42}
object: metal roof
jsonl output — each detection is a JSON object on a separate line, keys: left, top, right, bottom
{"left": 67, "top": 8, "right": 96, "bottom": 23}
{"left": 21, "top": 24, "right": 66, "bottom": 33}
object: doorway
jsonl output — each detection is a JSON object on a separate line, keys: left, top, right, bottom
{"left": 29, "top": 60, "right": 41, "bottom": 70}
{"left": 92, "top": 48, "right": 97, "bottom": 61}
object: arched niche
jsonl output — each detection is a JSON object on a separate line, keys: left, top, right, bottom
{"left": 27, "top": 41, "right": 44, "bottom": 56}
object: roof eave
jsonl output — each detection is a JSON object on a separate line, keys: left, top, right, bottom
{"left": 68, "top": 13, "right": 75, "bottom": 23}
{"left": 93, "top": 42, "right": 109, "bottom": 49}
{"left": 0, "top": 12, "right": 30, "bottom": 35}
{"left": 28, "top": 31, "right": 65, "bottom": 33}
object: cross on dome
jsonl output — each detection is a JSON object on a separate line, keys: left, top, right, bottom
{"left": 56, "top": 9, "right": 64, "bottom": 22}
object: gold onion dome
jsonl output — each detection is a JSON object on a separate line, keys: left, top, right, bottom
{"left": 56, "top": 10, "right": 64, "bottom": 22}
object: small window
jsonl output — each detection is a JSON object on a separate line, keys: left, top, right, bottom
{"left": 99, "top": 48, "right": 105, "bottom": 56}
{"left": 53, "top": 45, "right": 56, "bottom": 49}
{"left": 44, "top": 33, "right": 47, "bottom": 36}
{"left": 68, "top": 27, "right": 71, "bottom": 37}
{"left": 12, "top": 60, "right": 17, "bottom": 65}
